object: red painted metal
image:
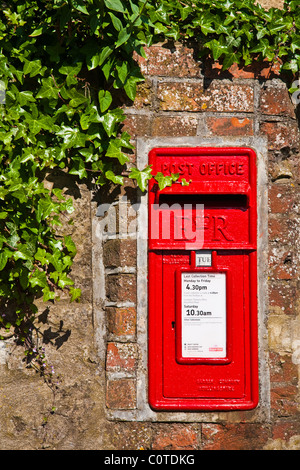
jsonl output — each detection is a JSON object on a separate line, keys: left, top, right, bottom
{"left": 148, "top": 147, "right": 259, "bottom": 411}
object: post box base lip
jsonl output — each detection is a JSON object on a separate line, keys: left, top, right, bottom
{"left": 149, "top": 396, "right": 259, "bottom": 412}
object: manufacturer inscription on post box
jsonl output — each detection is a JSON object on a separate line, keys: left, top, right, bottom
{"left": 148, "top": 147, "right": 259, "bottom": 411}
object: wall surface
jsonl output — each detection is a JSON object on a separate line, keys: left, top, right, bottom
{"left": 0, "top": 37, "right": 299, "bottom": 449}
{"left": 258, "top": 0, "right": 284, "bottom": 9}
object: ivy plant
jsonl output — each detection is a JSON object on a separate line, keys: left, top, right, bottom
{"left": 0, "top": 0, "right": 152, "bottom": 374}
{"left": 0, "top": 0, "right": 299, "bottom": 379}
{"left": 142, "top": 0, "right": 300, "bottom": 76}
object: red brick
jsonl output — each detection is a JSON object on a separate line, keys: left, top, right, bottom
{"left": 260, "top": 121, "right": 300, "bottom": 150}
{"left": 122, "top": 114, "right": 151, "bottom": 138}
{"left": 106, "top": 274, "right": 136, "bottom": 303}
{"left": 157, "top": 81, "right": 254, "bottom": 112}
{"left": 152, "top": 424, "right": 198, "bottom": 450}
{"left": 201, "top": 424, "right": 270, "bottom": 450}
{"left": 260, "top": 84, "right": 296, "bottom": 118}
{"left": 207, "top": 116, "right": 253, "bottom": 136}
{"left": 106, "top": 342, "right": 137, "bottom": 372}
{"left": 268, "top": 184, "right": 296, "bottom": 214}
{"left": 107, "top": 306, "right": 136, "bottom": 336}
{"left": 134, "top": 44, "right": 201, "bottom": 78}
{"left": 103, "top": 239, "right": 136, "bottom": 268}
{"left": 268, "top": 281, "right": 297, "bottom": 316}
{"left": 106, "top": 379, "right": 136, "bottom": 409}
{"left": 268, "top": 216, "right": 296, "bottom": 244}
{"left": 269, "top": 352, "right": 298, "bottom": 385}
{"left": 206, "top": 82, "right": 254, "bottom": 112}
{"left": 268, "top": 244, "right": 296, "bottom": 280}
{"left": 270, "top": 384, "right": 299, "bottom": 417}
{"left": 157, "top": 81, "right": 204, "bottom": 111}
{"left": 271, "top": 420, "right": 300, "bottom": 442}
{"left": 152, "top": 115, "right": 198, "bottom": 137}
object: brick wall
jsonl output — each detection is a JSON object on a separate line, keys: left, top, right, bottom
{"left": 99, "top": 43, "right": 300, "bottom": 449}
{"left": 0, "top": 38, "right": 299, "bottom": 450}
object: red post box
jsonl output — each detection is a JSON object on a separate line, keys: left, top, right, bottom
{"left": 148, "top": 147, "right": 259, "bottom": 411}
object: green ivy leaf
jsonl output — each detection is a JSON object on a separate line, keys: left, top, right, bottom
{"left": 222, "top": 51, "right": 242, "bottom": 70}
{"left": 105, "top": 170, "right": 124, "bottom": 185}
{"left": 115, "top": 28, "right": 131, "bottom": 48}
{"left": 71, "top": 0, "right": 89, "bottom": 15}
{"left": 106, "top": 140, "right": 129, "bottom": 165}
{"left": 29, "top": 27, "right": 44, "bottom": 37}
{"left": 59, "top": 63, "right": 82, "bottom": 86}
{"left": 64, "top": 235, "right": 77, "bottom": 256}
{"left": 57, "top": 272, "right": 74, "bottom": 289}
{"left": 104, "top": 0, "right": 125, "bottom": 13}
{"left": 36, "top": 77, "right": 59, "bottom": 101}
{"left": 128, "top": 166, "right": 152, "bottom": 192}
{"left": 124, "top": 76, "right": 137, "bottom": 101}
{"left": 0, "top": 249, "right": 10, "bottom": 271}
{"left": 206, "top": 38, "right": 229, "bottom": 61}
{"left": 69, "top": 286, "right": 82, "bottom": 302}
{"left": 98, "top": 90, "right": 112, "bottom": 112}
{"left": 69, "top": 157, "right": 88, "bottom": 179}
{"left": 29, "top": 269, "right": 48, "bottom": 289}
{"left": 57, "top": 126, "right": 86, "bottom": 148}
{"left": 36, "top": 197, "right": 56, "bottom": 223}
{"left": 99, "top": 46, "right": 113, "bottom": 66}
{"left": 154, "top": 172, "right": 179, "bottom": 190}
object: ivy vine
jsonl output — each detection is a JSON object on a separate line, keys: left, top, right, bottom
{"left": 0, "top": 0, "right": 299, "bottom": 380}
{"left": 144, "top": 0, "right": 300, "bottom": 74}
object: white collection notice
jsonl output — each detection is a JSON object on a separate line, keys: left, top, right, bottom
{"left": 181, "top": 272, "right": 226, "bottom": 358}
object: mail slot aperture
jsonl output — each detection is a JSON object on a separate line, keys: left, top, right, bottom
{"left": 152, "top": 194, "right": 250, "bottom": 249}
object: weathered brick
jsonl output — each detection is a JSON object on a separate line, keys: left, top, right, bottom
{"left": 133, "top": 78, "right": 154, "bottom": 109}
{"left": 135, "top": 44, "right": 201, "bottom": 78}
{"left": 157, "top": 81, "right": 254, "bottom": 112}
{"left": 268, "top": 244, "right": 296, "bottom": 280}
{"left": 122, "top": 114, "right": 151, "bottom": 138}
{"left": 268, "top": 183, "right": 296, "bottom": 214}
{"left": 201, "top": 424, "right": 270, "bottom": 450}
{"left": 157, "top": 81, "right": 204, "bottom": 111}
{"left": 271, "top": 421, "right": 300, "bottom": 446}
{"left": 269, "top": 352, "right": 298, "bottom": 385}
{"left": 268, "top": 215, "right": 296, "bottom": 244}
{"left": 207, "top": 116, "right": 253, "bottom": 135}
{"left": 270, "top": 383, "right": 299, "bottom": 417}
{"left": 106, "top": 342, "right": 137, "bottom": 372}
{"left": 106, "top": 422, "right": 152, "bottom": 450}
{"left": 106, "top": 306, "right": 136, "bottom": 336}
{"left": 260, "top": 121, "right": 300, "bottom": 150}
{"left": 152, "top": 424, "right": 198, "bottom": 450}
{"left": 268, "top": 280, "right": 297, "bottom": 316}
{"left": 106, "top": 379, "right": 136, "bottom": 409}
{"left": 152, "top": 115, "right": 198, "bottom": 137}
{"left": 205, "top": 82, "right": 254, "bottom": 112}
{"left": 269, "top": 160, "right": 295, "bottom": 182}
{"left": 103, "top": 239, "right": 136, "bottom": 268}
{"left": 106, "top": 274, "right": 136, "bottom": 303}
{"left": 260, "top": 83, "right": 296, "bottom": 118}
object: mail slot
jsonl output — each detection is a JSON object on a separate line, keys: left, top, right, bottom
{"left": 148, "top": 147, "right": 259, "bottom": 411}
